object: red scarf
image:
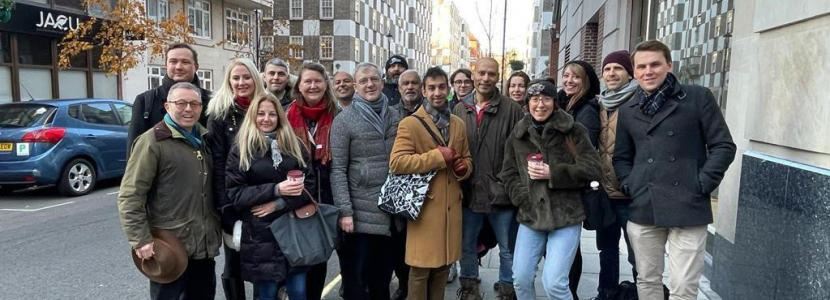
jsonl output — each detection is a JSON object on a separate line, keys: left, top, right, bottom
{"left": 235, "top": 96, "right": 252, "bottom": 110}
{"left": 286, "top": 99, "right": 334, "bottom": 165}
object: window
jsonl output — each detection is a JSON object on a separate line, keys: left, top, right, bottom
{"left": 320, "top": 0, "right": 333, "bottom": 19}
{"left": 711, "top": 52, "right": 719, "bottom": 73}
{"left": 354, "top": 39, "right": 360, "bottom": 61}
{"left": 113, "top": 103, "right": 133, "bottom": 126}
{"left": 290, "top": 0, "right": 303, "bottom": 20}
{"left": 289, "top": 36, "right": 303, "bottom": 59}
{"left": 354, "top": 1, "right": 360, "bottom": 21}
{"left": 727, "top": 11, "right": 733, "bottom": 33}
{"left": 18, "top": 35, "right": 52, "bottom": 65}
{"left": 197, "top": 70, "right": 213, "bottom": 91}
{"left": 261, "top": 36, "right": 274, "bottom": 51}
{"left": 715, "top": 15, "right": 722, "bottom": 36}
{"left": 225, "top": 9, "right": 251, "bottom": 45}
{"left": 59, "top": 71, "right": 88, "bottom": 98}
{"left": 75, "top": 103, "right": 120, "bottom": 126}
{"left": 147, "top": 0, "right": 169, "bottom": 22}
{"left": 320, "top": 36, "right": 334, "bottom": 60}
{"left": 188, "top": 0, "right": 212, "bottom": 38}
{"left": 148, "top": 66, "right": 166, "bottom": 89}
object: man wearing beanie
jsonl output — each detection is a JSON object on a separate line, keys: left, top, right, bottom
{"left": 383, "top": 55, "right": 409, "bottom": 106}
{"left": 614, "top": 40, "right": 735, "bottom": 300}
{"left": 594, "top": 49, "right": 639, "bottom": 300}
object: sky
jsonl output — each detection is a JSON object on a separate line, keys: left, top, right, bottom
{"left": 452, "top": 0, "right": 534, "bottom": 59}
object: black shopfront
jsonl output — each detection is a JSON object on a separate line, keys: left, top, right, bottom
{"left": 0, "top": 1, "right": 120, "bottom": 103}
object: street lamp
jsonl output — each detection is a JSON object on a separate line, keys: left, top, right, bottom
{"left": 386, "top": 33, "right": 393, "bottom": 60}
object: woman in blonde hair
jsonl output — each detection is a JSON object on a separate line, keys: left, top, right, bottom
{"left": 225, "top": 93, "right": 316, "bottom": 300}
{"left": 204, "top": 58, "right": 267, "bottom": 299}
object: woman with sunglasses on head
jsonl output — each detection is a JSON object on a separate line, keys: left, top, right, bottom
{"left": 225, "top": 93, "right": 316, "bottom": 300}
{"left": 204, "top": 58, "right": 267, "bottom": 300}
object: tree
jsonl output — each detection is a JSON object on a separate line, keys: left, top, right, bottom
{"left": 59, "top": 0, "right": 193, "bottom": 75}
{"left": 509, "top": 60, "right": 524, "bottom": 71}
{"left": 475, "top": 0, "right": 495, "bottom": 57}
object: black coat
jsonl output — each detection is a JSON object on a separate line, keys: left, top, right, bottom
{"left": 127, "top": 76, "right": 211, "bottom": 158}
{"left": 205, "top": 105, "right": 247, "bottom": 233}
{"left": 613, "top": 82, "right": 736, "bottom": 227}
{"left": 225, "top": 141, "right": 315, "bottom": 282}
{"left": 557, "top": 90, "right": 600, "bottom": 148}
{"left": 383, "top": 82, "right": 402, "bottom": 107}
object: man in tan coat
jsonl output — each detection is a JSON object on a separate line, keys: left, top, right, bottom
{"left": 389, "top": 67, "right": 473, "bottom": 300}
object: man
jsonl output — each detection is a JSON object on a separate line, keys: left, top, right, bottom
{"left": 393, "top": 70, "right": 424, "bottom": 118}
{"left": 453, "top": 57, "right": 524, "bottom": 300}
{"left": 389, "top": 67, "right": 473, "bottom": 300}
{"left": 127, "top": 43, "right": 211, "bottom": 157}
{"left": 118, "top": 82, "right": 221, "bottom": 300}
{"left": 333, "top": 71, "right": 355, "bottom": 109}
{"left": 331, "top": 62, "right": 401, "bottom": 300}
{"left": 449, "top": 69, "right": 474, "bottom": 110}
{"left": 383, "top": 55, "right": 409, "bottom": 106}
{"left": 595, "top": 50, "right": 640, "bottom": 300}
{"left": 613, "top": 40, "right": 736, "bottom": 300}
{"left": 263, "top": 58, "right": 293, "bottom": 110}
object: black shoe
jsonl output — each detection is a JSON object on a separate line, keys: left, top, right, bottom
{"left": 392, "top": 287, "right": 407, "bottom": 300}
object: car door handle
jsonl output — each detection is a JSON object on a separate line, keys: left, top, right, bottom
{"left": 85, "top": 134, "right": 97, "bottom": 140}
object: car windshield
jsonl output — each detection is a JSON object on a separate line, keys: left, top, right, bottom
{"left": 0, "top": 104, "right": 56, "bottom": 128}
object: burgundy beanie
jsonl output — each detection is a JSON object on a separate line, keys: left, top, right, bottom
{"left": 602, "top": 50, "right": 633, "bottom": 77}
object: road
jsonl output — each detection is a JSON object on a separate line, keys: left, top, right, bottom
{"left": 0, "top": 181, "right": 344, "bottom": 300}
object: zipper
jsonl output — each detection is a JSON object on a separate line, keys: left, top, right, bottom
{"left": 196, "top": 148, "right": 209, "bottom": 255}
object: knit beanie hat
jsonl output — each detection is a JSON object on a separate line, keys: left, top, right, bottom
{"left": 385, "top": 55, "right": 409, "bottom": 72}
{"left": 602, "top": 50, "right": 634, "bottom": 77}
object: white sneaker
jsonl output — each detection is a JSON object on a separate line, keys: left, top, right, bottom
{"left": 447, "top": 263, "right": 459, "bottom": 283}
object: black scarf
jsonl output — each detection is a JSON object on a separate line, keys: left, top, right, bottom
{"left": 637, "top": 73, "right": 677, "bottom": 117}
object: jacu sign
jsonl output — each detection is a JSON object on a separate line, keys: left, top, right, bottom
{"left": 0, "top": 3, "right": 93, "bottom": 37}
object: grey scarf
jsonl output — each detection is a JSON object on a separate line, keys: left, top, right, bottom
{"left": 263, "top": 131, "right": 283, "bottom": 169}
{"left": 458, "top": 92, "right": 476, "bottom": 107}
{"left": 424, "top": 99, "right": 451, "bottom": 145}
{"left": 352, "top": 93, "right": 389, "bottom": 135}
{"left": 599, "top": 79, "right": 639, "bottom": 111}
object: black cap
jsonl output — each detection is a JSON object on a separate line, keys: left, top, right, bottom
{"left": 385, "top": 55, "right": 409, "bottom": 71}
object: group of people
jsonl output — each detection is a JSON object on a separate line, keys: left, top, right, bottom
{"left": 117, "top": 39, "right": 736, "bottom": 300}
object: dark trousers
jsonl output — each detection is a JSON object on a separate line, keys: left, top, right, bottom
{"left": 342, "top": 232, "right": 394, "bottom": 300}
{"left": 306, "top": 262, "right": 327, "bottom": 300}
{"left": 596, "top": 200, "right": 637, "bottom": 295}
{"left": 150, "top": 258, "right": 216, "bottom": 300}
{"left": 391, "top": 226, "right": 410, "bottom": 295}
{"left": 221, "top": 243, "right": 246, "bottom": 300}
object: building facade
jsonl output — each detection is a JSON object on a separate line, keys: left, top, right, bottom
{"left": 529, "top": 0, "right": 554, "bottom": 78}
{"left": 0, "top": 0, "right": 120, "bottom": 103}
{"left": 267, "top": 0, "right": 432, "bottom": 76}
{"left": 429, "top": 0, "right": 468, "bottom": 73}
{"left": 122, "top": 0, "right": 271, "bottom": 101}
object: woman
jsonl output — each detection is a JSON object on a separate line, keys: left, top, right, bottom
{"left": 505, "top": 71, "right": 531, "bottom": 109}
{"left": 204, "top": 58, "right": 266, "bottom": 300}
{"left": 449, "top": 69, "right": 473, "bottom": 110}
{"left": 225, "top": 93, "right": 316, "bottom": 300}
{"left": 500, "top": 79, "right": 601, "bottom": 300}
{"left": 558, "top": 60, "right": 601, "bottom": 299}
{"left": 284, "top": 62, "right": 338, "bottom": 300}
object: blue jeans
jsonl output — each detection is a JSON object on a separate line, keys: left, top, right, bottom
{"left": 255, "top": 272, "right": 307, "bottom": 300}
{"left": 460, "top": 207, "right": 517, "bottom": 284}
{"left": 513, "top": 224, "right": 581, "bottom": 300}
{"left": 596, "top": 201, "right": 637, "bottom": 295}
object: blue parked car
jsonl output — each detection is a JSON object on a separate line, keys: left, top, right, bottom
{"left": 0, "top": 99, "right": 132, "bottom": 196}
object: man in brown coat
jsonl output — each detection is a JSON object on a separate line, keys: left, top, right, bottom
{"left": 390, "top": 67, "right": 473, "bottom": 300}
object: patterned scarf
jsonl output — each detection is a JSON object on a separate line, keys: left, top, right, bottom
{"left": 262, "top": 131, "right": 283, "bottom": 169}
{"left": 163, "top": 114, "right": 202, "bottom": 149}
{"left": 424, "top": 99, "right": 451, "bottom": 145}
{"left": 638, "top": 73, "right": 677, "bottom": 117}
{"left": 352, "top": 93, "right": 389, "bottom": 136}
{"left": 286, "top": 98, "right": 334, "bottom": 165}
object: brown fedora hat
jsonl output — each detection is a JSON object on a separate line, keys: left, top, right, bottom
{"left": 131, "top": 229, "right": 188, "bottom": 283}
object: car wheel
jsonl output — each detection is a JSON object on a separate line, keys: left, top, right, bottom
{"left": 58, "top": 158, "right": 96, "bottom": 197}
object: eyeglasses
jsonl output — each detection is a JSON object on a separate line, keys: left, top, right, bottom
{"left": 356, "top": 76, "right": 382, "bottom": 86}
{"left": 453, "top": 80, "right": 473, "bottom": 86}
{"left": 168, "top": 101, "right": 203, "bottom": 110}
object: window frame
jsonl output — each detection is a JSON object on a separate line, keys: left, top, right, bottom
{"left": 290, "top": 0, "right": 303, "bottom": 20}
{"left": 187, "top": 0, "right": 212, "bottom": 38}
{"left": 112, "top": 102, "right": 133, "bottom": 126}
{"left": 320, "top": 36, "right": 334, "bottom": 60}
{"left": 196, "top": 69, "right": 213, "bottom": 91}
{"left": 78, "top": 102, "right": 121, "bottom": 126}
{"left": 146, "top": 0, "right": 169, "bottom": 23}
{"left": 225, "top": 8, "right": 251, "bottom": 45}
{"left": 320, "top": 0, "right": 333, "bottom": 19}
{"left": 148, "top": 66, "right": 166, "bottom": 89}
{"left": 289, "top": 36, "right": 304, "bottom": 59}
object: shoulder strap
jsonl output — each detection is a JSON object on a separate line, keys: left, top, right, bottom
{"left": 410, "top": 115, "right": 446, "bottom": 147}
{"left": 144, "top": 88, "right": 159, "bottom": 120}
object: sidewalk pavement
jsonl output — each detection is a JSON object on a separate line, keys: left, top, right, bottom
{"left": 433, "top": 229, "right": 721, "bottom": 300}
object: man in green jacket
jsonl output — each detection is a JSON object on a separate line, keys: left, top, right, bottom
{"left": 118, "top": 82, "right": 221, "bottom": 300}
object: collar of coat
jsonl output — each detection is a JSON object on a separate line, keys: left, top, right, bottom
{"left": 153, "top": 120, "right": 209, "bottom": 142}
{"left": 461, "top": 91, "right": 505, "bottom": 114}
{"left": 627, "top": 78, "right": 687, "bottom": 107}
{"left": 513, "top": 109, "right": 575, "bottom": 139}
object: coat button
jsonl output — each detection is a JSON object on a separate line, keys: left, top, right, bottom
{"left": 648, "top": 182, "right": 655, "bottom": 187}
{"left": 668, "top": 131, "right": 674, "bottom": 136}
{"left": 669, "top": 156, "right": 676, "bottom": 162}
{"left": 647, "top": 158, "right": 654, "bottom": 163}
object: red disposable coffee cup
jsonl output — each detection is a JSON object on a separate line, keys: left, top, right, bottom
{"left": 527, "top": 153, "right": 544, "bottom": 166}
{"left": 287, "top": 170, "right": 304, "bottom": 182}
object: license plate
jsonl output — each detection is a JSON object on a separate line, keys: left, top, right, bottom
{"left": 0, "top": 143, "right": 11, "bottom": 151}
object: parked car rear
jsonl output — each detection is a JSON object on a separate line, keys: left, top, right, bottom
{"left": 0, "top": 99, "right": 132, "bottom": 196}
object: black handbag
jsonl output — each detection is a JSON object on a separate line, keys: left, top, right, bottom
{"left": 564, "top": 136, "right": 616, "bottom": 230}
{"left": 268, "top": 189, "right": 339, "bottom": 267}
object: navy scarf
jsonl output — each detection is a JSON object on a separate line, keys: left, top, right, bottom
{"left": 637, "top": 73, "right": 677, "bottom": 117}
